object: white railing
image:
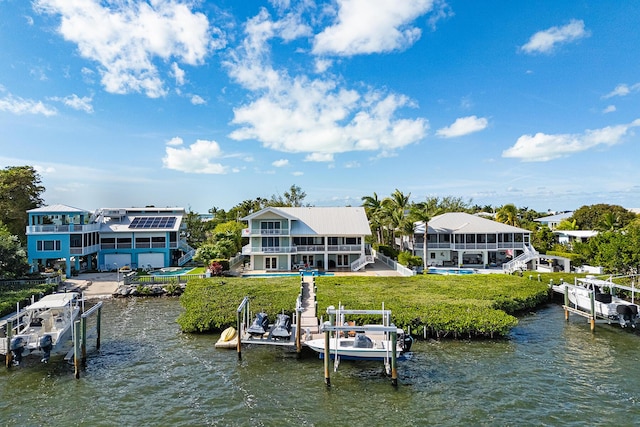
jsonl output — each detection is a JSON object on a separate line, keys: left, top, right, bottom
{"left": 295, "top": 245, "right": 326, "bottom": 252}
{"left": 242, "top": 228, "right": 290, "bottom": 236}
{"left": 502, "top": 245, "right": 539, "bottom": 273}
{"left": 351, "top": 255, "right": 374, "bottom": 271}
{"left": 26, "top": 223, "right": 101, "bottom": 234}
{"left": 242, "top": 245, "right": 296, "bottom": 254}
{"left": 373, "top": 250, "right": 415, "bottom": 277}
{"left": 327, "top": 245, "right": 361, "bottom": 252}
{"left": 178, "top": 249, "right": 196, "bottom": 266}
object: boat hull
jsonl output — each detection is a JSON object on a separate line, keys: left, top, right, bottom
{"left": 304, "top": 337, "right": 408, "bottom": 361}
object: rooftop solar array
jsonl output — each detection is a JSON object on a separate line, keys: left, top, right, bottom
{"left": 129, "top": 216, "right": 177, "bottom": 229}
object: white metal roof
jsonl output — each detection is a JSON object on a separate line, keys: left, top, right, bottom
{"left": 553, "top": 230, "right": 598, "bottom": 238}
{"left": 534, "top": 211, "right": 573, "bottom": 223}
{"left": 28, "top": 204, "right": 89, "bottom": 213}
{"left": 246, "top": 207, "right": 371, "bottom": 236}
{"left": 415, "top": 212, "right": 530, "bottom": 234}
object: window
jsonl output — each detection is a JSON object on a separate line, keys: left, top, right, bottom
{"left": 152, "top": 236, "right": 166, "bottom": 248}
{"left": 262, "top": 237, "right": 280, "bottom": 248}
{"left": 70, "top": 234, "right": 82, "bottom": 248}
{"left": 37, "top": 240, "right": 61, "bottom": 251}
{"left": 328, "top": 237, "right": 338, "bottom": 245}
{"left": 345, "top": 237, "right": 357, "bottom": 245}
{"left": 135, "top": 237, "right": 151, "bottom": 248}
{"left": 117, "top": 238, "right": 132, "bottom": 249}
{"left": 337, "top": 255, "right": 349, "bottom": 266}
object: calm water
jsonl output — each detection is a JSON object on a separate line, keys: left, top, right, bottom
{"left": 1, "top": 298, "right": 639, "bottom": 426}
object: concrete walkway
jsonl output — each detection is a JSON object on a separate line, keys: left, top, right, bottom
{"left": 61, "top": 272, "right": 120, "bottom": 299}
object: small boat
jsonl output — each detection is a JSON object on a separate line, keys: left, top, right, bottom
{"left": 558, "top": 276, "right": 640, "bottom": 328}
{"left": 214, "top": 326, "right": 238, "bottom": 349}
{"left": 270, "top": 314, "right": 291, "bottom": 340}
{"left": 305, "top": 329, "right": 413, "bottom": 361}
{"left": 246, "top": 312, "right": 269, "bottom": 337}
{"left": 1, "top": 292, "right": 81, "bottom": 364}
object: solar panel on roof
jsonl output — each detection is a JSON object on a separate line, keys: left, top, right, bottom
{"left": 129, "top": 216, "right": 177, "bottom": 229}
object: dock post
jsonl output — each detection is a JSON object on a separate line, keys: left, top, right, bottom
{"left": 590, "top": 290, "right": 596, "bottom": 332}
{"left": 564, "top": 286, "right": 569, "bottom": 321}
{"left": 73, "top": 320, "right": 81, "bottom": 379}
{"left": 5, "top": 323, "right": 12, "bottom": 368}
{"left": 391, "top": 331, "right": 398, "bottom": 387}
{"left": 323, "top": 330, "right": 331, "bottom": 387}
{"left": 295, "top": 307, "right": 302, "bottom": 353}
{"left": 96, "top": 305, "right": 102, "bottom": 350}
{"left": 81, "top": 316, "right": 87, "bottom": 364}
{"left": 236, "top": 308, "right": 242, "bottom": 360}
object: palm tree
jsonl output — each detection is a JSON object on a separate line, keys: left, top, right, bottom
{"left": 495, "top": 204, "right": 520, "bottom": 227}
{"left": 410, "top": 202, "right": 441, "bottom": 270}
{"left": 399, "top": 217, "right": 417, "bottom": 254}
{"left": 598, "top": 212, "right": 620, "bottom": 232}
{"left": 361, "top": 192, "right": 384, "bottom": 244}
{"left": 382, "top": 189, "right": 411, "bottom": 250}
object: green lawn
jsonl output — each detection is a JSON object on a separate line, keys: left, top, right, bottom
{"left": 177, "top": 273, "right": 564, "bottom": 338}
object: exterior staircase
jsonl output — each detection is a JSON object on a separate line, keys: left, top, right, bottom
{"left": 351, "top": 254, "right": 374, "bottom": 272}
{"left": 502, "top": 245, "right": 539, "bottom": 274}
{"left": 178, "top": 240, "right": 196, "bottom": 266}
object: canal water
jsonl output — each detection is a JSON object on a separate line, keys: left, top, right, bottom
{"left": 1, "top": 298, "right": 639, "bottom": 426}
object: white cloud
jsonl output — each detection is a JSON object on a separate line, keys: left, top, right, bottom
{"left": 49, "top": 94, "right": 93, "bottom": 113}
{"left": 166, "top": 137, "right": 184, "bottom": 146}
{"left": 603, "top": 83, "right": 640, "bottom": 99}
{"left": 602, "top": 105, "right": 616, "bottom": 114}
{"left": 190, "top": 95, "right": 206, "bottom": 105}
{"left": 313, "top": 0, "right": 437, "bottom": 56}
{"left": 163, "top": 139, "right": 227, "bottom": 174}
{"left": 305, "top": 153, "right": 334, "bottom": 162}
{"left": 0, "top": 94, "right": 57, "bottom": 116}
{"left": 436, "top": 115, "right": 488, "bottom": 138}
{"left": 292, "top": 171, "right": 303, "bottom": 176}
{"left": 226, "top": 10, "right": 427, "bottom": 158}
{"left": 272, "top": 158, "right": 289, "bottom": 167}
{"left": 33, "top": 0, "right": 223, "bottom": 98}
{"left": 502, "top": 119, "right": 640, "bottom": 162}
{"left": 171, "top": 62, "right": 185, "bottom": 86}
{"left": 520, "top": 19, "right": 589, "bottom": 54}
{"left": 315, "top": 58, "right": 333, "bottom": 73}
{"left": 344, "top": 161, "right": 360, "bottom": 168}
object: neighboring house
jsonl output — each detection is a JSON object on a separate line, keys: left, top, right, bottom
{"left": 553, "top": 230, "right": 598, "bottom": 246}
{"left": 409, "top": 212, "right": 534, "bottom": 267}
{"left": 241, "top": 207, "right": 372, "bottom": 271}
{"left": 26, "top": 205, "right": 189, "bottom": 276}
{"left": 533, "top": 211, "right": 573, "bottom": 230}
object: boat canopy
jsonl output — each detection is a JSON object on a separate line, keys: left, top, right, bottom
{"left": 26, "top": 293, "right": 79, "bottom": 310}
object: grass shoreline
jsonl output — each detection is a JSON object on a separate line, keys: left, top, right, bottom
{"left": 177, "top": 273, "right": 576, "bottom": 338}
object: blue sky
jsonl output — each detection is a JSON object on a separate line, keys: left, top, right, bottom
{"left": 1, "top": 0, "right": 639, "bottom": 214}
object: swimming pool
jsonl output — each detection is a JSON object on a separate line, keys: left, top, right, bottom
{"left": 428, "top": 267, "right": 475, "bottom": 275}
{"left": 243, "top": 271, "right": 335, "bottom": 278}
{"left": 149, "top": 267, "right": 196, "bottom": 276}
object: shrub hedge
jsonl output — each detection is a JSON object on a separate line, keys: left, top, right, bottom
{"left": 178, "top": 274, "right": 551, "bottom": 338}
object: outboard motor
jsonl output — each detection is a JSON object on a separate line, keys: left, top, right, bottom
{"left": 402, "top": 335, "right": 414, "bottom": 352}
{"left": 247, "top": 312, "right": 269, "bottom": 337}
{"left": 628, "top": 305, "right": 639, "bottom": 328}
{"left": 39, "top": 334, "right": 53, "bottom": 363}
{"left": 270, "top": 314, "right": 292, "bottom": 340}
{"left": 9, "top": 336, "right": 26, "bottom": 366}
{"left": 616, "top": 305, "right": 635, "bottom": 328}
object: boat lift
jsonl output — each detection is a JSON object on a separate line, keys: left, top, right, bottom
{"left": 562, "top": 275, "right": 639, "bottom": 331}
{"left": 321, "top": 304, "right": 400, "bottom": 387}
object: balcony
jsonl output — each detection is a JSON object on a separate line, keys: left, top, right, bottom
{"left": 327, "top": 245, "right": 362, "bottom": 252}
{"left": 295, "top": 245, "right": 325, "bottom": 252}
{"left": 242, "top": 245, "right": 296, "bottom": 255}
{"left": 26, "top": 223, "right": 101, "bottom": 234}
{"left": 69, "top": 244, "right": 101, "bottom": 255}
{"left": 242, "top": 228, "right": 289, "bottom": 237}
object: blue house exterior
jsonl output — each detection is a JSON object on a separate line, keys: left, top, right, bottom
{"left": 26, "top": 205, "right": 190, "bottom": 276}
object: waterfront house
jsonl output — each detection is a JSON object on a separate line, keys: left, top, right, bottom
{"left": 241, "top": 207, "right": 372, "bottom": 271}
{"left": 533, "top": 211, "right": 573, "bottom": 230}
{"left": 409, "top": 212, "right": 534, "bottom": 268}
{"left": 26, "top": 205, "right": 189, "bottom": 276}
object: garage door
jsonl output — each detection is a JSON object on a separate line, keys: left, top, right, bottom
{"left": 104, "top": 254, "right": 132, "bottom": 271}
{"left": 138, "top": 253, "right": 165, "bottom": 269}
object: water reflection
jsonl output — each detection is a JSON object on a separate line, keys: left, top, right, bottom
{"left": 1, "top": 299, "right": 640, "bottom": 426}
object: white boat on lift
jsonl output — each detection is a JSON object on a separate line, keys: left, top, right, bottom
{"left": 1, "top": 292, "right": 81, "bottom": 364}
{"left": 556, "top": 276, "right": 640, "bottom": 328}
{"left": 304, "top": 305, "right": 413, "bottom": 361}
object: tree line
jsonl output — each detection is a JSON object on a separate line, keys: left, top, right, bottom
{"left": 0, "top": 167, "right": 638, "bottom": 278}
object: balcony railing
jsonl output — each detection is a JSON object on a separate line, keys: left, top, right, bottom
{"left": 242, "top": 245, "right": 296, "bottom": 254}
{"left": 327, "top": 245, "right": 362, "bottom": 252}
{"left": 243, "top": 228, "right": 290, "bottom": 236}
{"left": 69, "top": 244, "right": 101, "bottom": 255}
{"left": 26, "top": 223, "right": 101, "bottom": 234}
{"left": 295, "top": 245, "right": 326, "bottom": 252}
{"left": 412, "top": 242, "right": 526, "bottom": 251}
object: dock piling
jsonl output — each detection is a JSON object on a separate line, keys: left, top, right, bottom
{"left": 5, "top": 323, "right": 12, "bottom": 368}
{"left": 323, "top": 330, "right": 330, "bottom": 387}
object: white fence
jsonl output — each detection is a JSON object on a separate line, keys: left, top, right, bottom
{"left": 372, "top": 250, "right": 415, "bottom": 277}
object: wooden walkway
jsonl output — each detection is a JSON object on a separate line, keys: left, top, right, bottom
{"left": 299, "top": 276, "right": 319, "bottom": 335}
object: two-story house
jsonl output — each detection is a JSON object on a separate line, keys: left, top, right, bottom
{"left": 411, "top": 212, "right": 534, "bottom": 268}
{"left": 241, "top": 207, "right": 372, "bottom": 272}
{"left": 26, "top": 205, "right": 189, "bottom": 276}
